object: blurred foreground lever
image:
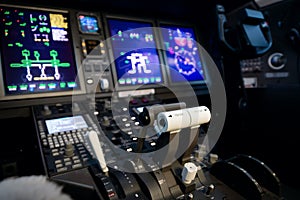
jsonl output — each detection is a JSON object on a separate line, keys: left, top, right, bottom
{"left": 85, "top": 130, "right": 109, "bottom": 173}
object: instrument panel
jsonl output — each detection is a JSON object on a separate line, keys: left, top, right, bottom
{"left": 0, "top": 2, "right": 287, "bottom": 200}
{"left": 0, "top": 3, "right": 208, "bottom": 104}
{"left": 0, "top": 5, "right": 87, "bottom": 100}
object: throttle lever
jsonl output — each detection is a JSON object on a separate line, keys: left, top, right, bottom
{"left": 85, "top": 130, "right": 109, "bottom": 173}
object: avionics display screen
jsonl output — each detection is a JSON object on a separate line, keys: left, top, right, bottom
{"left": 160, "top": 24, "right": 205, "bottom": 84}
{"left": 0, "top": 5, "right": 80, "bottom": 95}
{"left": 106, "top": 18, "right": 164, "bottom": 87}
{"left": 45, "top": 115, "right": 88, "bottom": 134}
{"left": 78, "top": 14, "right": 99, "bottom": 34}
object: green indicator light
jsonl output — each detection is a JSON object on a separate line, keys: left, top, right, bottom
{"left": 60, "top": 82, "right": 66, "bottom": 88}
{"left": 48, "top": 83, "right": 56, "bottom": 89}
{"left": 67, "top": 82, "right": 76, "bottom": 87}
{"left": 119, "top": 79, "right": 125, "bottom": 84}
{"left": 8, "top": 44, "right": 13, "bottom": 47}
{"left": 39, "top": 84, "right": 46, "bottom": 89}
{"left": 7, "top": 86, "right": 17, "bottom": 91}
{"left": 20, "top": 85, "right": 28, "bottom": 90}
{"left": 15, "top": 43, "right": 23, "bottom": 47}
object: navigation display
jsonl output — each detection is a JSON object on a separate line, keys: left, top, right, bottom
{"left": 159, "top": 24, "right": 205, "bottom": 84}
{"left": 78, "top": 14, "right": 99, "bottom": 34}
{"left": 0, "top": 5, "right": 80, "bottom": 95}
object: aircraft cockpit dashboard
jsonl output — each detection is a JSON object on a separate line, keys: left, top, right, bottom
{"left": 0, "top": 0, "right": 298, "bottom": 199}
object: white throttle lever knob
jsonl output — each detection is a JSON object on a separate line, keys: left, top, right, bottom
{"left": 85, "top": 130, "right": 109, "bottom": 173}
{"left": 181, "top": 162, "right": 198, "bottom": 184}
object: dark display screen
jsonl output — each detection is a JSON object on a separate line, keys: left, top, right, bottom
{"left": 0, "top": 5, "right": 80, "bottom": 95}
{"left": 78, "top": 15, "right": 99, "bottom": 34}
{"left": 160, "top": 24, "right": 205, "bottom": 84}
{"left": 107, "top": 18, "right": 164, "bottom": 87}
{"left": 82, "top": 39, "right": 101, "bottom": 56}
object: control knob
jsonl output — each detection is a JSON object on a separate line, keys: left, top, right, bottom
{"left": 268, "top": 52, "right": 286, "bottom": 70}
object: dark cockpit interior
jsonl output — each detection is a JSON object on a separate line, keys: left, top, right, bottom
{"left": 0, "top": 0, "right": 299, "bottom": 199}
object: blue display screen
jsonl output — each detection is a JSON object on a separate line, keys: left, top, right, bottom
{"left": 0, "top": 6, "right": 80, "bottom": 95}
{"left": 107, "top": 18, "right": 164, "bottom": 86}
{"left": 160, "top": 25, "right": 205, "bottom": 84}
{"left": 78, "top": 15, "right": 99, "bottom": 33}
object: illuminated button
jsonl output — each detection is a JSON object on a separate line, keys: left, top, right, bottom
{"left": 72, "top": 156, "right": 79, "bottom": 160}
{"left": 73, "top": 159, "right": 81, "bottom": 164}
{"left": 125, "top": 123, "right": 130, "bottom": 127}
{"left": 52, "top": 152, "right": 59, "bottom": 157}
{"left": 150, "top": 142, "right": 156, "bottom": 146}
{"left": 52, "top": 149, "right": 58, "bottom": 153}
{"left": 72, "top": 163, "right": 82, "bottom": 169}
{"left": 65, "top": 161, "right": 72, "bottom": 166}
{"left": 54, "top": 160, "right": 62, "bottom": 164}
{"left": 55, "top": 163, "right": 63, "bottom": 168}
{"left": 56, "top": 167, "right": 68, "bottom": 173}
{"left": 86, "top": 78, "right": 94, "bottom": 85}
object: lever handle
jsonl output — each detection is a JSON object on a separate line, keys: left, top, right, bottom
{"left": 85, "top": 130, "right": 109, "bottom": 173}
